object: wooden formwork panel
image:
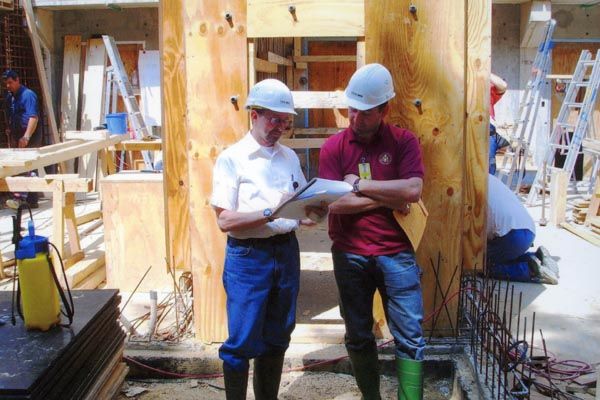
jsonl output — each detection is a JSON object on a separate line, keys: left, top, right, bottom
{"left": 247, "top": 0, "right": 365, "bottom": 38}
{"left": 366, "top": 0, "right": 476, "bottom": 334}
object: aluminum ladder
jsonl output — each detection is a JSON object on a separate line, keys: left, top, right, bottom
{"left": 526, "top": 49, "right": 600, "bottom": 206}
{"left": 102, "top": 35, "right": 153, "bottom": 169}
{"left": 497, "top": 19, "right": 556, "bottom": 192}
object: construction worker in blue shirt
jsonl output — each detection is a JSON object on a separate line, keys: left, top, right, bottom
{"left": 3, "top": 69, "right": 41, "bottom": 209}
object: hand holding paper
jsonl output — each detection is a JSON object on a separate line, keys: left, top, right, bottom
{"left": 272, "top": 178, "right": 352, "bottom": 220}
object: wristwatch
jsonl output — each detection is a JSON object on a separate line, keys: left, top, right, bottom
{"left": 351, "top": 178, "right": 362, "bottom": 196}
{"left": 263, "top": 208, "right": 274, "bottom": 222}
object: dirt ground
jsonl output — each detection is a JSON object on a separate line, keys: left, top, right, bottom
{"left": 117, "top": 371, "right": 453, "bottom": 400}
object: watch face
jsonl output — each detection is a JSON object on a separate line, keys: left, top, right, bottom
{"left": 263, "top": 208, "right": 273, "bottom": 218}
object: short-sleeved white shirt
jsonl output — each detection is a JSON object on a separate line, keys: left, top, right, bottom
{"left": 487, "top": 174, "right": 536, "bottom": 239}
{"left": 211, "top": 132, "right": 307, "bottom": 239}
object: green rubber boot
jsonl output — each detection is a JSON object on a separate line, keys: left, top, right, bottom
{"left": 397, "top": 358, "right": 423, "bottom": 400}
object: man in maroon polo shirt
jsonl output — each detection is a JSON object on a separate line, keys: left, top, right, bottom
{"left": 319, "top": 63, "right": 426, "bottom": 400}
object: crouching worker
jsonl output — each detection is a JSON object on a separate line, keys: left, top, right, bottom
{"left": 210, "top": 79, "right": 326, "bottom": 400}
{"left": 487, "top": 174, "right": 559, "bottom": 284}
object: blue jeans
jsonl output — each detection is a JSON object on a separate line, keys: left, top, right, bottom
{"left": 487, "top": 229, "right": 535, "bottom": 281}
{"left": 332, "top": 249, "right": 425, "bottom": 361}
{"left": 219, "top": 233, "right": 300, "bottom": 372}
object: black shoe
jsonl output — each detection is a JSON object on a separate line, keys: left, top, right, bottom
{"left": 223, "top": 365, "right": 249, "bottom": 400}
{"left": 253, "top": 353, "right": 285, "bottom": 400}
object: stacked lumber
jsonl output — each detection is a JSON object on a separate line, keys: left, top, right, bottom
{"left": 572, "top": 198, "right": 590, "bottom": 224}
{"left": 0, "top": 290, "right": 126, "bottom": 399}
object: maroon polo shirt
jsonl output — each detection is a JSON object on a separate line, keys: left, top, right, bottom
{"left": 318, "top": 123, "right": 424, "bottom": 256}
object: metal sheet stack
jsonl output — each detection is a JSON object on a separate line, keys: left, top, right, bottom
{"left": 0, "top": 289, "right": 126, "bottom": 399}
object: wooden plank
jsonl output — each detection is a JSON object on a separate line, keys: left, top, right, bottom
{"left": 366, "top": 0, "right": 466, "bottom": 334}
{"left": 293, "top": 128, "right": 342, "bottom": 136}
{"left": 64, "top": 130, "right": 110, "bottom": 141}
{"left": 80, "top": 38, "right": 107, "bottom": 131}
{"left": 0, "top": 177, "right": 92, "bottom": 192}
{"left": 22, "top": 1, "right": 60, "bottom": 145}
{"left": 82, "top": 346, "right": 124, "bottom": 400}
{"left": 585, "top": 179, "right": 600, "bottom": 225}
{"left": 560, "top": 222, "right": 600, "bottom": 247}
{"left": 356, "top": 37, "right": 365, "bottom": 68}
{"left": 110, "top": 139, "right": 162, "bottom": 151}
{"left": 247, "top": 0, "right": 365, "bottom": 38}
{"left": 294, "top": 55, "right": 357, "bottom": 63}
{"left": 292, "top": 91, "right": 346, "bottom": 109}
{"left": 254, "top": 56, "right": 278, "bottom": 73}
{"left": 0, "top": 134, "right": 127, "bottom": 179}
{"left": 80, "top": 38, "right": 107, "bottom": 187}
{"left": 76, "top": 210, "right": 103, "bottom": 226}
{"left": 182, "top": 0, "right": 248, "bottom": 342}
{"left": 66, "top": 253, "right": 105, "bottom": 287}
{"left": 60, "top": 35, "right": 82, "bottom": 137}
{"left": 160, "top": 0, "right": 192, "bottom": 291}
{"left": 550, "top": 169, "right": 568, "bottom": 226}
{"left": 280, "top": 138, "right": 326, "bottom": 148}
{"left": 52, "top": 181, "right": 66, "bottom": 273}
{"left": 73, "top": 262, "right": 106, "bottom": 289}
{"left": 268, "top": 51, "right": 293, "bottom": 66}
{"left": 463, "top": 0, "right": 491, "bottom": 270}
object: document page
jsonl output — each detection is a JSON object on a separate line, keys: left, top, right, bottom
{"left": 273, "top": 178, "right": 352, "bottom": 220}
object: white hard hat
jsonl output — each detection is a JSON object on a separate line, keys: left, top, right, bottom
{"left": 245, "top": 79, "right": 297, "bottom": 115}
{"left": 344, "top": 63, "right": 395, "bottom": 110}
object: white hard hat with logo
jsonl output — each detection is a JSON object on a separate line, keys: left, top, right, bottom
{"left": 245, "top": 79, "right": 297, "bottom": 115}
{"left": 344, "top": 63, "right": 395, "bottom": 111}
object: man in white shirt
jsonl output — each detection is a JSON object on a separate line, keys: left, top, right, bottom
{"left": 211, "top": 79, "right": 322, "bottom": 400}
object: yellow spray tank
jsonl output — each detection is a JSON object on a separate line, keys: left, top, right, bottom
{"left": 12, "top": 205, "right": 74, "bottom": 331}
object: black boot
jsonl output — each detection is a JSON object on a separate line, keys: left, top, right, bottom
{"left": 223, "top": 365, "right": 249, "bottom": 400}
{"left": 253, "top": 353, "right": 285, "bottom": 400}
{"left": 347, "top": 348, "right": 382, "bottom": 400}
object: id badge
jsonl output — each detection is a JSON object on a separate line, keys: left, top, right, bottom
{"left": 358, "top": 163, "right": 372, "bottom": 180}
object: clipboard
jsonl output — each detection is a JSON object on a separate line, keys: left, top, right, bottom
{"left": 272, "top": 177, "right": 352, "bottom": 220}
{"left": 393, "top": 199, "right": 428, "bottom": 250}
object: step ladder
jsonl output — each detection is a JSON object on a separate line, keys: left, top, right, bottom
{"left": 102, "top": 35, "right": 153, "bottom": 169}
{"left": 526, "top": 49, "right": 600, "bottom": 206}
{"left": 497, "top": 19, "right": 556, "bottom": 192}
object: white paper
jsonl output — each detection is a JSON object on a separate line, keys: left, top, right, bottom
{"left": 138, "top": 50, "right": 161, "bottom": 126}
{"left": 273, "top": 178, "right": 351, "bottom": 220}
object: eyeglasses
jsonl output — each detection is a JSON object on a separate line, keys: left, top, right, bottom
{"left": 258, "top": 112, "right": 293, "bottom": 129}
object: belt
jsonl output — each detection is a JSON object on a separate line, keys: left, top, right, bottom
{"left": 227, "top": 232, "right": 296, "bottom": 246}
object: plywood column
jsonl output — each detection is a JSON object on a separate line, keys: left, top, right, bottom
{"left": 184, "top": 0, "right": 249, "bottom": 343}
{"left": 365, "top": 0, "right": 472, "bottom": 334}
{"left": 463, "top": 0, "right": 491, "bottom": 270}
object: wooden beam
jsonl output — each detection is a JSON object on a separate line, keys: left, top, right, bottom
{"left": 64, "top": 130, "right": 110, "bottom": 141}
{"left": 292, "top": 91, "right": 345, "bottom": 109}
{"left": 22, "top": 0, "right": 60, "bottom": 145}
{"left": 0, "top": 135, "right": 127, "bottom": 178}
{"left": 110, "top": 139, "right": 163, "bottom": 151}
{"left": 182, "top": 0, "right": 249, "bottom": 342}
{"left": 520, "top": 1, "right": 551, "bottom": 48}
{"left": 160, "top": 0, "right": 192, "bottom": 322}
{"left": 356, "top": 37, "right": 365, "bottom": 68}
{"left": 60, "top": 35, "right": 82, "bottom": 138}
{"left": 76, "top": 210, "right": 103, "bottom": 226}
{"left": 293, "top": 127, "right": 342, "bottom": 136}
{"left": 560, "top": 222, "right": 600, "bottom": 247}
{"left": 294, "top": 55, "right": 357, "bottom": 63}
{"left": 267, "top": 51, "right": 293, "bottom": 66}
{"left": 0, "top": 177, "right": 92, "bottom": 192}
{"left": 463, "top": 0, "right": 491, "bottom": 270}
{"left": 366, "top": 0, "right": 466, "bottom": 335}
{"left": 280, "top": 138, "right": 326, "bottom": 148}
{"left": 254, "top": 56, "right": 278, "bottom": 73}
{"left": 550, "top": 169, "right": 568, "bottom": 226}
